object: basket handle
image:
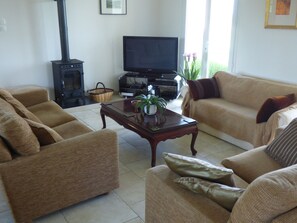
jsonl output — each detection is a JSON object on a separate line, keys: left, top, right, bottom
{"left": 96, "top": 82, "right": 106, "bottom": 92}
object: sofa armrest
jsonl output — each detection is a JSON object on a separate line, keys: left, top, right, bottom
{"left": 145, "top": 165, "right": 230, "bottom": 223}
{"left": 181, "top": 91, "right": 192, "bottom": 116}
{"left": 7, "top": 85, "right": 49, "bottom": 107}
{"left": 0, "top": 129, "right": 119, "bottom": 222}
{"left": 263, "top": 102, "right": 297, "bottom": 145}
{"left": 221, "top": 146, "right": 281, "bottom": 184}
{"left": 275, "top": 125, "right": 287, "bottom": 138}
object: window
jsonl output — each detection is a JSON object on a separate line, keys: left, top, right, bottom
{"left": 184, "top": 0, "right": 237, "bottom": 77}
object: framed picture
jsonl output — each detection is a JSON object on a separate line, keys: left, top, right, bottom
{"left": 265, "top": 0, "right": 297, "bottom": 29}
{"left": 100, "top": 0, "right": 127, "bottom": 15}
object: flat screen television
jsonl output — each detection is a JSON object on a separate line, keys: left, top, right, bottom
{"left": 123, "top": 36, "right": 178, "bottom": 75}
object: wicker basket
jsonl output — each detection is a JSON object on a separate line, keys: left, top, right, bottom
{"left": 87, "top": 82, "right": 114, "bottom": 102}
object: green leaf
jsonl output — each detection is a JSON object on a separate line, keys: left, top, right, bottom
{"left": 134, "top": 94, "right": 167, "bottom": 113}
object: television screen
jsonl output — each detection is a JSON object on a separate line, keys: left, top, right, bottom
{"left": 123, "top": 36, "right": 178, "bottom": 74}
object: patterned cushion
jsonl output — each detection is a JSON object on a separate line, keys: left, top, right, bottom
{"left": 265, "top": 118, "right": 297, "bottom": 167}
{"left": 0, "top": 111, "right": 40, "bottom": 156}
{"left": 229, "top": 164, "right": 297, "bottom": 222}
{"left": 175, "top": 177, "right": 245, "bottom": 211}
{"left": 163, "top": 152, "right": 235, "bottom": 186}
{"left": 187, "top": 77, "right": 220, "bottom": 101}
{"left": 257, "top": 93, "right": 296, "bottom": 123}
{"left": 0, "top": 89, "right": 42, "bottom": 123}
{"left": 25, "top": 119, "right": 63, "bottom": 146}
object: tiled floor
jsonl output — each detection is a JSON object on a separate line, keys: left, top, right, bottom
{"left": 1, "top": 96, "right": 245, "bottom": 223}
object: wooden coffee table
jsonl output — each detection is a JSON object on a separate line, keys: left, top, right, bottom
{"left": 100, "top": 99, "right": 198, "bottom": 167}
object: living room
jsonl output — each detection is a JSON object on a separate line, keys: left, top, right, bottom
{"left": 1, "top": 0, "right": 297, "bottom": 222}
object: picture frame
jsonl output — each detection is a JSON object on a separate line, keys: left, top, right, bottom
{"left": 265, "top": 0, "right": 297, "bottom": 29}
{"left": 100, "top": 0, "right": 127, "bottom": 15}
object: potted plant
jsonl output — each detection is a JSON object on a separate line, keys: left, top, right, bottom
{"left": 176, "top": 53, "right": 201, "bottom": 97}
{"left": 134, "top": 94, "right": 167, "bottom": 115}
{"left": 177, "top": 53, "right": 201, "bottom": 81}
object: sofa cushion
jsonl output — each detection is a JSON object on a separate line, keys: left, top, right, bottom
{"left": 27, "top": 101, "right": 76, "bottom": 128}
{"left": 0, "top": 97, "right": 16, "bottom": 113}
{"left": 214, "top": 71, "right": 297, "bottom": 110}
{"left": 265, "top": 118, "right": 297, "bottom": 167}
{"left": 146, "top": 165, "right": 230, "bottom": 223}
{"left": 187, "top": 77, "right": 220, "bottom": 101}
{"left": 53, "top": 120, "right": 92, "bottom": 139}
{"left": 229, "top": 164, "right": 297, "bottom": 223}
{"left": 190, "top": 98, "right": 266, "bottom": 147}
{"left": 0, "top": 111, "right": 40, "bottom": 155}
{"left": 221, "top": 146, "right": 281, "bottom": 184}
{"left": 25, "top": 119, "right": 63, "bottom": 146}
{"left": 0, "top": 98, "right": 17, "bottom": 162}
{"left": 0, "top": 89, "right": 42, "bottom": 123}
{"left": 256, "top": 93, "right": 296, "bottom": 123}
{"left": 163, "top": 153, "right": 235, "bottom": 186}
{"left": 175, "top": 177, "right": 245, "bottom": 211}
{"left": 0, "top": 137, "right": 12, "bottom": 163}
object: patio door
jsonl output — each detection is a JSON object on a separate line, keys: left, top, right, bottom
{"left": 184, "top": 0, "right": 237, "bottom": 77}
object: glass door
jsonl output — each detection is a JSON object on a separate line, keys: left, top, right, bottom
{"left": 184, "top": 0, "right": 237, "bottom": 78}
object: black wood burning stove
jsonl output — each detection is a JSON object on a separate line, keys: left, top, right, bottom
{"left": 52, "top": 0, "right": 85, "bottom": 108}
{"left": 52, "top": 59, "right": 85, "bottom": 107}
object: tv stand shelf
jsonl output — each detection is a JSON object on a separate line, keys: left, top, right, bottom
{"left": 119, "top": 73, "right": 180, "bottom": 100}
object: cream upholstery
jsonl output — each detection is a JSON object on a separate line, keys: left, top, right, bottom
{"left": 229, "top": 164, "right": 297, "bottom": 222}
{"left": 182, "top": 71, "right": 297, "bottom": 147}
{"left": 146, "top": 125, "right": 296, "bottom": 222}
{"left": 146, "top": 162, "right": 296, "bottom": 223}
{"left": 146, "top": 72, "right": 297, "bottom": 222}
{"left": 145, "top": 165, "right": 230, "bottom": 223}
{"left": 221, "top": 146, "right": 281, "bottom": 183}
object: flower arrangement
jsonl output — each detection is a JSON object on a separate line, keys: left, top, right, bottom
{"left": 177, "top": 53, "right": 200, "bottom": 81}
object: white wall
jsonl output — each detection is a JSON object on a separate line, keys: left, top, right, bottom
{"left": 233, "top": 0, "right": 297, "bottom": 84}
{"left": 0, "top": 0, "right": 186, "bottom": 98}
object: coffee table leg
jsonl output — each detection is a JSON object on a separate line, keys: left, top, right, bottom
{"left": 191, "top": 131, "right": 198, "bottom": 156}
{"left": 149, "top": 140, "right": 158, "bottom": 167}
{"left": 101, "top": 112, "right": 106, "bottom": 129}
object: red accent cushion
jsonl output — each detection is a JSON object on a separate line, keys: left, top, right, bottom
{"left": 256, "top": 94, "right": 296, "bottom": 123}
{"left": 187, "top": 78, "right": 220, "bottom": 101}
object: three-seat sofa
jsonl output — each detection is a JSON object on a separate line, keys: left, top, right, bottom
{"left": 0, "top": 86, "right": 119, "bottom": 223}
{"left": 182, "top": 71, "right": 297, "bottom": 149}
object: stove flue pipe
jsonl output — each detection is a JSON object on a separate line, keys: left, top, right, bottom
{"left": 55, "top": 0, "right": 70, "bottom": 62}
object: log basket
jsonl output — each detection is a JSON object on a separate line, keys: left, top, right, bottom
{"left": 87, "top": 82, "right": 114, "bottom": 102}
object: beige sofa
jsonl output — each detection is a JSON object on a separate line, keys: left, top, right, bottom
{"left": 146, "top": 162, "right": 297, "bottom": 223}
{"left": 0, "top": 86, "right": 119, "bottom": 223}
{"left": 146, "top": 139, "right": 297, "bottom": 222}
{"left": 182, "top": 71, "right": 297, "bottom": 149}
